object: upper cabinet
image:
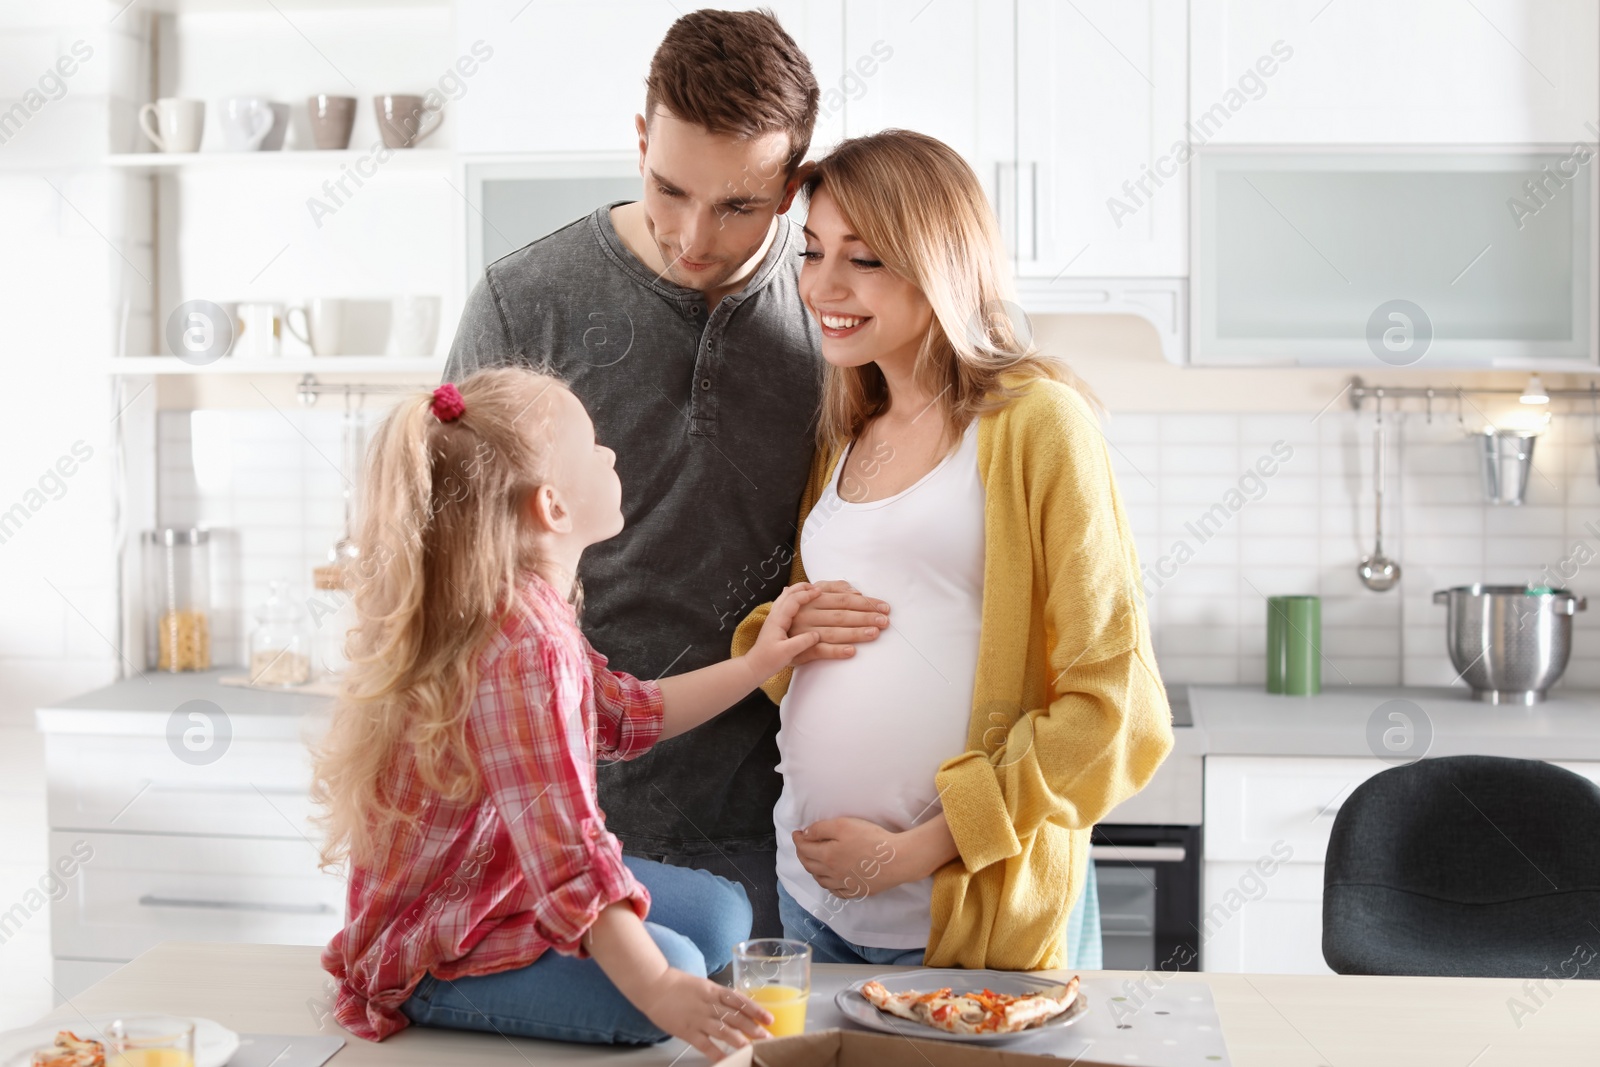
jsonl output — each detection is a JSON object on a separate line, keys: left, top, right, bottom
{"left": 839, "top": 0, "right": 1186, "bottom": 281}
{"left": 840, "top": 0, "right": 1013, "bottom": 166}
{"left": 449, "top": 0, "right": 1598, "bottom": 367}
{"left": 1190, "top": 0, "right": 1599, "bottom": 145}
{"left": 454, "top": 0, "right": 845, "bottom": 156}
{"left": 1013, "top": 0, "right": 1188, "bottom": 279}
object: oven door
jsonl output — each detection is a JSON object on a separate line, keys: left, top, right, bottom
{"left": 1092, "top": 825, "right": 1201, "bottom": 972}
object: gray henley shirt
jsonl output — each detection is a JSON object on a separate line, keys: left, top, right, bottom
{"left": 444, "top": 201, "right": 823, "bottom": 854}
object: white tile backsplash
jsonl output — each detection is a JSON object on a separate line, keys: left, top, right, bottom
{"left": 1102, "top": 408, "right": 1590, "bottom": 692}
{"left": 157, "top": 408, "right": 376, "bottom": 668}
{"left": 156, "top": 405, "right": 1588, "bottom": 691}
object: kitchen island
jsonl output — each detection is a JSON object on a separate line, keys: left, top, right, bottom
{"left": 23, "top": 940, "right": 1599, "bottom": 1066}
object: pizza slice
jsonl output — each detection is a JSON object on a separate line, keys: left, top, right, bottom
{"left": 859, "top": 975, "right": 1080, "bottom": 1034}
{"left": 31, "top": 1031, "right": 105, "bottom": 1067}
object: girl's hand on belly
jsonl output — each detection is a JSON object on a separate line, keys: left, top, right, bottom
{"left": 793, "top": 814, "right": 957, "bottom": 897}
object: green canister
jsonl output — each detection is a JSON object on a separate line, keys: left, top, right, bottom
{"left": 1267, "top": 595, "right": 1321, "bottom": 695}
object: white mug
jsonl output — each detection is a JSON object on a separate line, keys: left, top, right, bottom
{"left": 389, "top": 295, "right": 440, "bottom": 358}
{"left": 220, "top": 96, "right": 277, "bottom": 152}
{"left": 234, "top": 302, "right": 283, "bottom": 359}
{"left": 139, "top": 98, "right": 205, "bottom": 153}
{"left": 286, "top": 298, "right": 344, "bottom": 357}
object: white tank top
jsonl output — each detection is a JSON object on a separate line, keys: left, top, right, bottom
{"left": 773, "top": 418, "right": 985, "bottom": 948}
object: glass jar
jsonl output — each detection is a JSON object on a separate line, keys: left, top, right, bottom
{"left": 143, "top": 528, "right": 212, "bottom": 672}
{"left": 311, "top": 560, "right": 358, "bottom": 678}
{"left": 249, "top": 580, "right": 313, "bottom": 687}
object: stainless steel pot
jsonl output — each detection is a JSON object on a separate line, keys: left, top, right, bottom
{"left": 1432, "top": 584, "right": 1587, "bottom": 704}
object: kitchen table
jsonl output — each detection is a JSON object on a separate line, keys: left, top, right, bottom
{"left": 23, "top": 941, "right": 1599, "bottom": 1066}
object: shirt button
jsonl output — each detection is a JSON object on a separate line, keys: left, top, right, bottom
{"left": 700, "top": 379, "right": 711, "bottom": 390}
{"left": 691, "top": 305, "right": 704, "bottom": 316}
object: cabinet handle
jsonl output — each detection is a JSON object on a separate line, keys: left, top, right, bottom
{"left": 1090, "top": 845, "right": 1187, "bottom": 863}
{"left": 993, "top": 161, "right": 1039, "bottom": 263}
{"left": 1028, "top": 160, "right": 1038, "bottom": 261}
{"left": 138, "top": 894, "right": 334, "bottom": 916}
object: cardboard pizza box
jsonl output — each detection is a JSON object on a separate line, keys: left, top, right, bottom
{"left": 721, "top": 1028, "right": 1121, "bottom": 1066}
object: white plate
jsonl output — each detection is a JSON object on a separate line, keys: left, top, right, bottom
{"left": 0, "top": 1016, "right": 240, "bottom": 1067}
{"left": 834, "top": 968, "right": 1089, "bottom": 1044}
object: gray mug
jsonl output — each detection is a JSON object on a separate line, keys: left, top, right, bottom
{"left": 308, "top": 94, "right": 356, "bottom": 150}
{"left": 373, "top": 94, "right": 443, "bottom": 150}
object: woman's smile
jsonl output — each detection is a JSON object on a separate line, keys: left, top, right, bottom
{"left": 818, "top": 311, "right": 873, "bottom": 339}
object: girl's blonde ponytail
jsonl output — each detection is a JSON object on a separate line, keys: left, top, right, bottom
{"left": 312, "top": 367, "right": 565, "bottom": 871}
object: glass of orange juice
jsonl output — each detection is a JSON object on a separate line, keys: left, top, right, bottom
{"left": 106, "top": 1015, "right": 195, "bottom": 1067}
{"left": 732, "top": 938, "right": 811, "bottom": 1038}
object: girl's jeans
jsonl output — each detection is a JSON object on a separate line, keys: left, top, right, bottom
{"left": 400, "top": 855, "right": 751, "bottom": 1045}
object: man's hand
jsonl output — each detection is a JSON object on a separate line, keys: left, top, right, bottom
{"left": 788, "top": 580, "right": 890, "bottom": 665}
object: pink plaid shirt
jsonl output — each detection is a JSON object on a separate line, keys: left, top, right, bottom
{"left": 322, "top": 572, "right": 665, "bottom": 1041}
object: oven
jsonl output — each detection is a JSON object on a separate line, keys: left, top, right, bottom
{"left": 1092, "top": 824, "right": 1201, "bottom": 972}
{"left": 1091, "top": 687, "right": 1202, "bottom": 972}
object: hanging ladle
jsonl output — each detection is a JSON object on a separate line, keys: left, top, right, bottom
{"left": 1357, "top": 400, "right": 1401, "bottom": 592}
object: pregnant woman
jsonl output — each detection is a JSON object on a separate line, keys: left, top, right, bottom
{"left": 732, "top": 129, "right": 1174, "bottom": 970}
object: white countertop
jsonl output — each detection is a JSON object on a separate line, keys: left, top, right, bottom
{"left": 36, "top": 673, "right": 1600, "bottom": 763}
{"left": 34, "top": 669, "right": 330, "bottom": 738}
{"left": 1188, "top": 684, "right": 1600, "bottom": 760}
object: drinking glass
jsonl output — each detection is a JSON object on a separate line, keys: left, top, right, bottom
{"left": 107, "top": 1015, "right": 195, "bottom": 1067}
{"left": 732, "top": 938, "right": 810, "bottom": 1037}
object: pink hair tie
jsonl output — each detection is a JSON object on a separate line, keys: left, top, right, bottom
{"left": 431, "top": 383, "right": 465, "bottom": 422}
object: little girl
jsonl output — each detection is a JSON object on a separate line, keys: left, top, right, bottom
{"left": 313, "top": 368, "right": 821, "bottom": 1059}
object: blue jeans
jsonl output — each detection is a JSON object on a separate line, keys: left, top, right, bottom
{"left": 776, "top": 858, "right": 1103, "bottom": 969}
{"left": 400, "top": 856, "right": 752, "bottom": 1045}
{"left": 776, "top": 881, "right": 927, "bottom": 966}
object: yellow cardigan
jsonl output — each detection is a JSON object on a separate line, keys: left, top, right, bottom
{"left": 731, "top": 375, "right": 1174, "bottom": 970}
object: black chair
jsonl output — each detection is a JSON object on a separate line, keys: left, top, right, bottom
{"left": 1323, "top": 754, "right": 1600, "bottom": 978}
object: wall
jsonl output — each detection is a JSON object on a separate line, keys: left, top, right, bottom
{"left": 0, "top": 0, "right": 149, "bottom": 1031}
{"left": 152, "top": 312, "right": 1597, "bottom": 694}
{"left": 0, "top": 3, "right": 144, "bottom": 725}
{"left": 1049, "top": 315, "right": 1598, "bottom": 690}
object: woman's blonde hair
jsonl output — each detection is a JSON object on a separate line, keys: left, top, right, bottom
{"left": 802, "top": 129, "right": 1097, "bottom": 454}
{"left": 311, "top": 366, "right": 567, "bottom": 871}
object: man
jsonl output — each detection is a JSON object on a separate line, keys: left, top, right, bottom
{"left": 444, "top": 8, "right": 885, "bottom": 938}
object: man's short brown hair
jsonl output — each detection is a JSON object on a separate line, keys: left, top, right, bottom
{"left": 644, "top": 7, "right": 819, "bottom": 174}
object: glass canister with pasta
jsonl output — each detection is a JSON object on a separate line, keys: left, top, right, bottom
{"left": 143, "top": 528, "right": 212, "bottom": 672}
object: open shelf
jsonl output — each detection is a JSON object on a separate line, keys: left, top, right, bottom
{"left": 108, "top": 356, "right": 445, "bottom": 375}
{"left": 130, "top": 0, "right": 448, "bottom": 11}
{"left": 106, "top": 150, "right": 452, "bottom": 172}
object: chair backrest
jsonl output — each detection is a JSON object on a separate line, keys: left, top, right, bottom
{"left": 1326, "top": 755, "right": 1600, "bottom": 902}
{"left": 1323, "top": 754, "right": 1600, "bottom": 976}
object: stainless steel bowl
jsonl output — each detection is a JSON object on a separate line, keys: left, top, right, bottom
{"left": 1432, "top": 584, "right": 1587, "bottom": 704}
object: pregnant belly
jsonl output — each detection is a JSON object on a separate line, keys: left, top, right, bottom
{"left": 775, "top": 624, "right": 977, "bottom": 831}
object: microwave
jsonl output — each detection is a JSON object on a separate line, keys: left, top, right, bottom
{"left": 461, "top": 156, "right": 643, "bottom": 288}
{"left": 1191, "top": 147, "right": 1597, "bottom": 368}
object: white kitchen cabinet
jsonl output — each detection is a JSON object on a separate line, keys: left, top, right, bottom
{"left": 1202, "top": 756, "right": 1600, "bottom": 974}
{"left": 51, "top": 831, "right": 342, "bottom": 962}
{"left": 38, "top": 678, "right": 342, "bottom": 992}
{"left": 1202, "top": 861, "right": 1328, "bottom": 974}
{"left": 1189, "top": 0, "right": 1599, "bottom": 145}
{"left": 45, "top": 732, "right": 318, "bottom": 839}
{"left": 841, "top": 0, "right": 1013, "bottom": 181}
{"left": 1014, "top": 0, "right": 1188, "bottom": 278}
{"left": 455, "top": 0, "right": 846, "bottom": 156}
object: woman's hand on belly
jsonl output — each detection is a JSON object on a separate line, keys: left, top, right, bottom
{"left": 793, "top": 814, "right": 961, "bottom": 898}
{"left": 787, "top": 580, "right": 891, "bottom": 665}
